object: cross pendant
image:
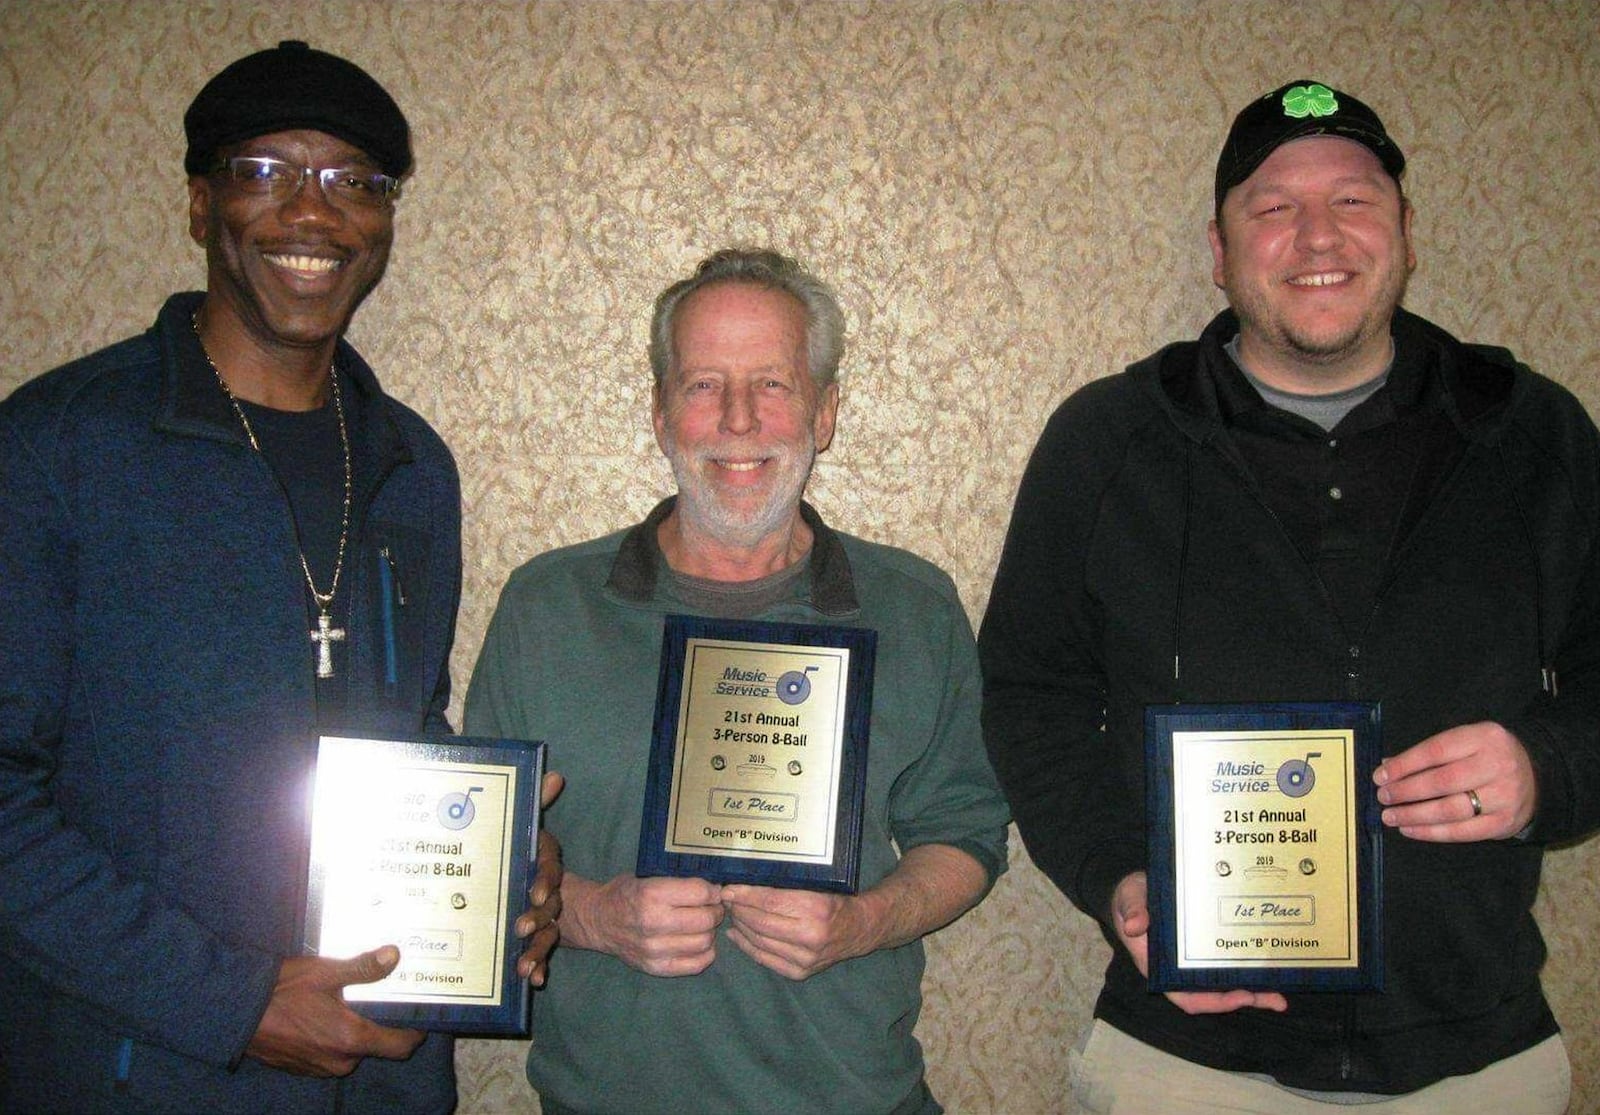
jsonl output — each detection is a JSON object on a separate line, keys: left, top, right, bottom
{"left": 310, "top": 609, "right": 346, "bottom": 679}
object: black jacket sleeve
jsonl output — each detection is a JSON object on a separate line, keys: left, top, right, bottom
{"left": 1500, "top": 374, "right": 1600, "bottom": 845}
{"left": 979, "top": 379, "right": 1147, "bottom": 927}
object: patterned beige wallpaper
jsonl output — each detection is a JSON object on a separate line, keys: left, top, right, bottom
{"left": 3, "top": 2, "right": 1597, "bottom": 1112}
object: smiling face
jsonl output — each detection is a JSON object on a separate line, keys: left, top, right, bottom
{"left": 188, "top": 128, "right": 394, "bottom": 364}
{"left": 653, "top": 281, "right": 838, "bottom": 558}
{"left": 1209, "top": 135, "right": 1415, "bottom": 394}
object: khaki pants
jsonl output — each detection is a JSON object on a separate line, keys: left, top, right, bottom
{"left": 1069, "top": 1020, "right": 1570, "bottom": 1114}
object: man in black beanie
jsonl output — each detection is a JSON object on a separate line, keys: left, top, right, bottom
{"left": 0, "top": 41, "right": 560, "bottom": 1114}
{"left": 982, "top": 80, "right": 1593, "bottom": 1111}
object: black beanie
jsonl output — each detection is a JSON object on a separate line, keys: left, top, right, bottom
{"left": 184, "top": 40, "right": 411, "bottom": 178}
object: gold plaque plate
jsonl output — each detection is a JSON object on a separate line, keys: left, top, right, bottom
{"left": 639, "top": 616, "right": 875, "bottom": 893}
{"left": 1172, "top": 728, "right": 1358, "bottom": 969}
{"left": 663, "top": 637, "right": 849, "bottom": 865}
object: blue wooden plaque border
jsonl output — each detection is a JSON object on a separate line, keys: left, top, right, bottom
{"left": 302, "top": 734, "right": 545, "bottom": 1035}
{"left": 637, "top": 615, "right": 875, "bottom": 894}
{"left": 1145, "top": 702, "right": 1383, "bottom": 993}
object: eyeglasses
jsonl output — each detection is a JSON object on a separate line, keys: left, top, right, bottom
{"left": 209, "top": 156, "right": 402, "bottom": 209}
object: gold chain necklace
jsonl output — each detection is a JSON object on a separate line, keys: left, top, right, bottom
{"left": 192, "top": 315, "right": 353, "bottom": 679}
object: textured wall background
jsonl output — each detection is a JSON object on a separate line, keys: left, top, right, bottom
{"left": 3, "top": 2, "right": 1598, "bottom": 1112}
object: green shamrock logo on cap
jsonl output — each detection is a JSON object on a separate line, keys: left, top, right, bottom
{"left": 1281, "top": 84, "right": 1339, "bottom": 119}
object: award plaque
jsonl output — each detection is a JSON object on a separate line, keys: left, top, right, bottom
{"left": 303, "top": 734, "right": 545, "bottom": 1034}
{"left": 637, "top": 615, "right": 876, "bottom": 893}
{"left": 1145, "top": 703, "right": 1383, "bottom": 992}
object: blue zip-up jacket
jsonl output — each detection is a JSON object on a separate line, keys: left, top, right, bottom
{"left": 980, "top": 308, "right": 1600, "bottom": 1094}
{"left": 0, "top": 293, "right": 462, "bottom": 1113}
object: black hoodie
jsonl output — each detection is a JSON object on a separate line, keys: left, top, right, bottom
{"left": 980, "top": 307, "right": 1600, "bottom": 1093}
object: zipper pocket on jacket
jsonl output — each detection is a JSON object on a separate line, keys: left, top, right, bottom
{"left": 379, "top": 546, "right": 405, "bottom": 693}
{"left": 114, "top": 1036, "right": 133, "bottom": 1091}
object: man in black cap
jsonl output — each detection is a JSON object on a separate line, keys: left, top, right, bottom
{"left": 0, "top": 41, "right": 559, "bottom": 1113}
{"left": 981, "top": 80, "right": 1597, "bottom": 1111}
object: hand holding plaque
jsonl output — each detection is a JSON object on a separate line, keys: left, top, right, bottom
{"left": 513, "top": 772, "right": 565, "bottom": 987}
{"left": 247, "top": 943, "right": 425, "bottom": 1076}
{"left": 1109, "top": 870, "right": 1288, "bottom": 1015}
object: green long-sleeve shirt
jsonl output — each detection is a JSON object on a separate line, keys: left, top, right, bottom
{"left": 466, "top": 499, "right": 1008, "bottom": 1115}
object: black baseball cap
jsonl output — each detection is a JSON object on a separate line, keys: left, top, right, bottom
{"left": 184, "top": 40, "right": 411, "bottom": 178}
{"left": 1214, "top": 80, "right": 1404, "bottom": 213}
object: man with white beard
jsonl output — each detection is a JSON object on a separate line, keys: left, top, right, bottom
{"left": 465, "top": 247, "right": 1009, "bottom": 1115}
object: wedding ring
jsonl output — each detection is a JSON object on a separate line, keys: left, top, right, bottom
{"left": 1466, "top": 788, "right": 1484, "bottom": 817}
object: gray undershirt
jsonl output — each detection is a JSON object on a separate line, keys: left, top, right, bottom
{"left": 1225, "top": 335, "right": 1392, "bottom": 431}
{"left": 665, "top": 552, "right": 812, "bottom": 620}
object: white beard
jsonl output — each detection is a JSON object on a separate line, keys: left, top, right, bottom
{"left": 663, "top": 427, "right": 817, "bottom": 551}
